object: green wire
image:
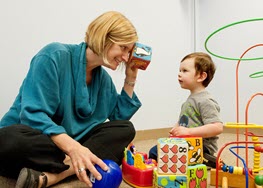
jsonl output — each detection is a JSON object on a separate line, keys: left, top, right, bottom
{"left": 249, "top": 71, "right": 263, "bottom": 78}
{"left": 205, "top": 18, "right": 263, "bottom": 61}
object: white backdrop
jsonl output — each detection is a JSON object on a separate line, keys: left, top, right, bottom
{"left": 1, "top": 1, "right": 262, "bottom": 131}
{"left": 0, "top": 0, "right": 194, "bottom": 131}
{"left": 196, "top": 0, "right": 263, "bottom": 126}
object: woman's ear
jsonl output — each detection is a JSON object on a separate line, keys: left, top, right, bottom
{"left": 197, "top": 72, "right": 207, "bottom": 83}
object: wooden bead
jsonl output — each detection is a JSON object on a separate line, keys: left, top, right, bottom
{"left": 222, "top": 164, "right": 228, "bottom": 172}
{"left": 255, "top": 175, "right": 263, "bottom": 186}
{"left": 228, "top": 166, "right": 234, "bottom": 173}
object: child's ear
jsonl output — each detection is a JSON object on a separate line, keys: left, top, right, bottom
{"left": 197, "top": 72, "right": 207, "bottom": 82}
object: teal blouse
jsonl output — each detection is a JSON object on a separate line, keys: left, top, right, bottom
{"left": 0, "top": 42, "right": 142, "bottom": 140}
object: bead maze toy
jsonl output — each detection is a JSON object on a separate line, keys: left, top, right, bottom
{"left": 205, "top": 18, "right": 263, "bottom": 188}
{"left": 210, "top": 98, "right": 263, "bottom": 188}
{"left": 129, "top": 42, "right": 152, "bottom": 70}
{"left": 208, "top": 44, "right": 263, "bottom": 188}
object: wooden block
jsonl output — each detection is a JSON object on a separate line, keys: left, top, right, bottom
{"left": 210, "top": 169, "right": 255, "bottom": 188}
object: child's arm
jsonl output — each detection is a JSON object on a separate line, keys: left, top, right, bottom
{"left": 169, "top": 122, "right": 179, "bottom": 136}
{"left": 169, "top": 122, "right": 223, "bottom": 138}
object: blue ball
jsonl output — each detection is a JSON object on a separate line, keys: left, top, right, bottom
{"left": 91, "top": 159, "right": 122, "bottom": 188}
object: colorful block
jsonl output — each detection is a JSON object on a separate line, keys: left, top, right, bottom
{"left": 187, "top": 164, "right": 208, "bottom": 188}
{"left": 153, "top": 168, "right": 187, "bottom": 188}
{"left": 157, "top": 138, "right": 188, "bottom": 175}
{"left": 134, "top": 153, "right": 147, "bottom": 170}
{"left": 126, "top": 150, "right": 134, "bottom": 165}
{"left": 129, "top": 42, "right": 152, "bottom": 70}
{"left": 184, "top": 137, "right": 203, "bottom": 165}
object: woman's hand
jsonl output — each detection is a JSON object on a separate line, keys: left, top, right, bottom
{"left": 123, "top": 61, "right": 138, "bottom": 98}
{"left": 51, "top": 134, "right": 108, "bottom": 187}
{"left": 125, "top": 60, "right": 138, "bottom": 80}
{"left": 69, "top": 144, "right": 108, "bottom": 187}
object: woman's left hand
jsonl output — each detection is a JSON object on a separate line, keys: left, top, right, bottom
{"left": 125, "top": 60, "right": 138, "bottom": 80}
{"left": 123, "top": 61, "right": 138, "bottom": 97}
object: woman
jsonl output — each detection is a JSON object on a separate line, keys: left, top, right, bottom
{"left": 0, "top": 11, "right": 142, "bottom": 188}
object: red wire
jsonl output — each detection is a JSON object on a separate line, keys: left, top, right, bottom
{"left": 235, "top": 44, "right": 263, "bottom": 166}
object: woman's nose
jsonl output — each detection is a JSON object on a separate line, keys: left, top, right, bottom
{"left": 122, "top": 52, "right": 129, "bottom": 62}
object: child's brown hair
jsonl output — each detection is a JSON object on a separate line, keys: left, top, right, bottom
{"left": 181, "top": 52, "right": 216, "bottom": 87}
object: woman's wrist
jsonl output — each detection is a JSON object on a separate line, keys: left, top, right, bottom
{"left": 124, "top": 79, "right": 136, "bottom": 87}
{"left": 51, "top": 133, "right": 80, "bottom": 155}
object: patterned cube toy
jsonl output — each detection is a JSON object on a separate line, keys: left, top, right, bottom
{"left": 187, "top": 164, "right": 208, "bottom": 187}
{"left": 129, "top": 42, "right": 152, "bottom": 70}
{"left": 170, "top": 136, "right": 203, "bottom": 166}
{"left": 153, "top": 168, "right": 187, "bottom": 188}
{"left": 185, "top": 137, "right": 203, "bottom": 166}
{"left": 157, "top": 138, "right": 188, "bottom": 175}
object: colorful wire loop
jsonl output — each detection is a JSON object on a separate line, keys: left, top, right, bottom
{"left": 249, "top": 71, "right": 263, "bottom": 78}
{"left": 205, "top": 18, "right": 263, "bottom": 61}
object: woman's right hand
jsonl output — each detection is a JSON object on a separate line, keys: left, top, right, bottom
{"left": 51, "top": 134, "right": 108, "bottom": 187}
{"left": 69, "top": 144, "right": 108, "bottom": 187}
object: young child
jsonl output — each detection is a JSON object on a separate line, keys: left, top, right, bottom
{"left": 149, "top": 52, "right": 223, "bottom": 168}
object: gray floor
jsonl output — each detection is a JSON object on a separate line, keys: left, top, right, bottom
{"left": 1, "top": 131, "right": 262, "bottom": 188}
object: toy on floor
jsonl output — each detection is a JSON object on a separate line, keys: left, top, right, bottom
{"left": 123, "top": 137, "right": 208, "bottom": 188}
{"left": 153, "top": 137, "right": 208, "bottom": 188}
{"left": 90, "top": 159, "right": 122, "bottom": 188}
{"left": 205, "top": 18, "right": 263, "bottom": 188}
{"left": 210, "top": 49, "right": 263, "bottom": 188}
{"left": 122, "top": 143, "right": 157, "bottom": 187}
{"left": 129, "top": 42, "right": 152, "bottom": 70}
{"left": 212, "top": 130, "right": 263, "bottom": 188}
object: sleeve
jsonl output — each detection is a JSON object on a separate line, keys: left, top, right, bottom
{"left": 199, "top": 98, "right": 222, "bottom": 125}
{"left": 108, "top": 88, "right": 142, "bottom": 120}
{"left": 20, "top": 55, "right": 66, "bottom": 135}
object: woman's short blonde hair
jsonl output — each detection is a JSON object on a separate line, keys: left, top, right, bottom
{"left": 85, "top": 11, "right": 138, "bottom": 60}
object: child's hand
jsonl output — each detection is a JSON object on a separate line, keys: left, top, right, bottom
{"left": 169, "top": 126, "right": 190, "bottom": 136}
{"left": 169, "top": 123, "right": 179, "bottom": 136}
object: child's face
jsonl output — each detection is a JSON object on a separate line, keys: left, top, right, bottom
{"left": 178, "top": 58, "right": 198, "bottom": 90}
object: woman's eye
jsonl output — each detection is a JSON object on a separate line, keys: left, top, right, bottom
{"left": 121, "top": 46, "right": 126, "bottom": 50}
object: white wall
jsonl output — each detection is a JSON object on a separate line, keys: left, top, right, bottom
{"left": 0, "top": 0, "right": 194, "bottom": 130}
{"left": 196, "top": 0, "right": 263, "bottom": 125}
{"left": 3, "top": 1, "right": 262, "bottom": 131}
